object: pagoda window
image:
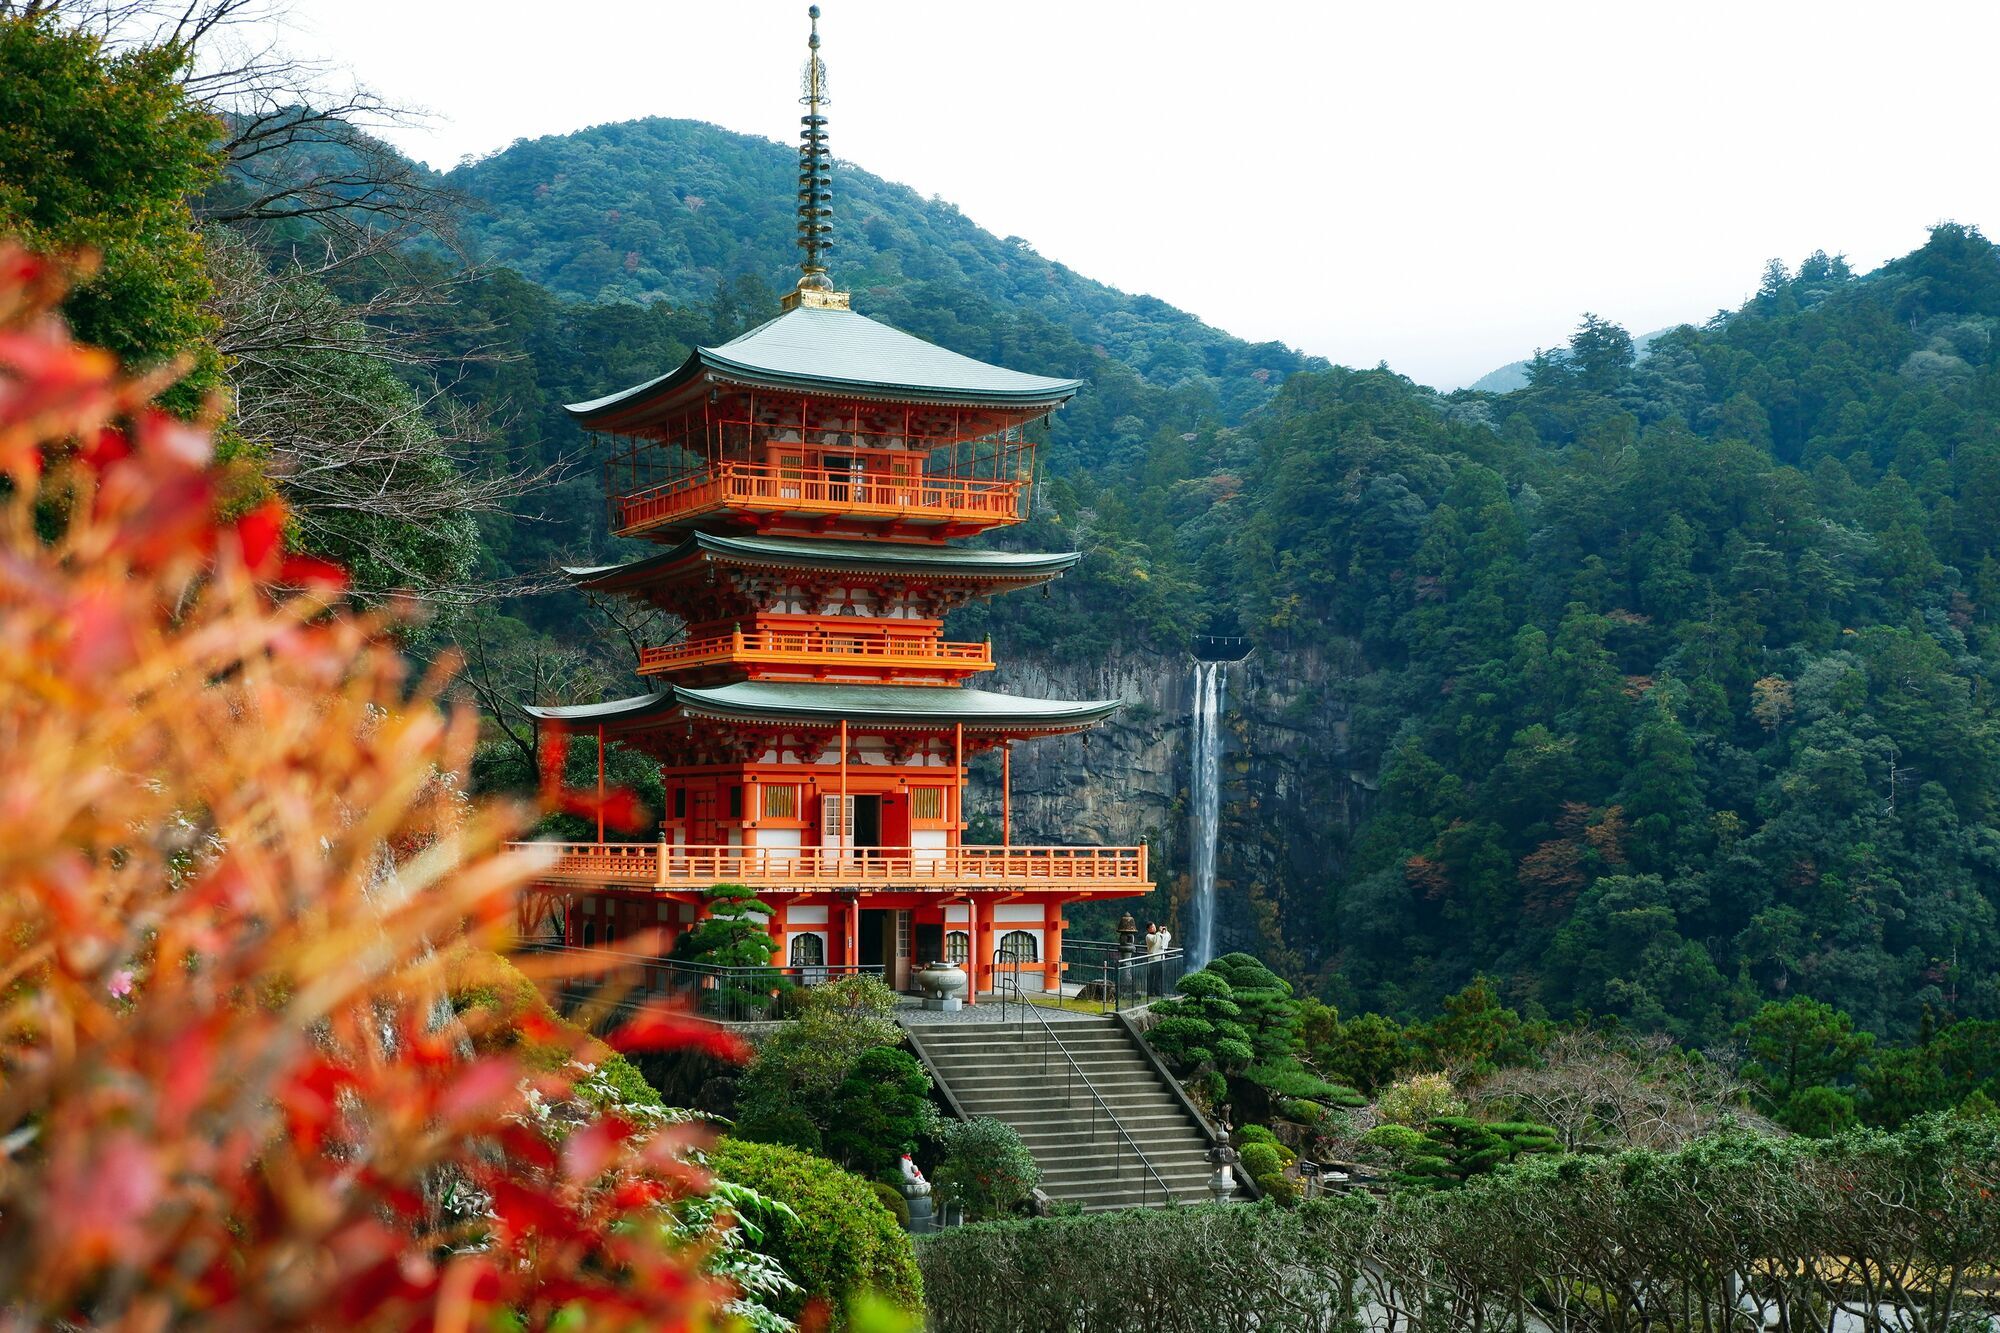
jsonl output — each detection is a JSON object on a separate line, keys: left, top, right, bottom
{"left": 788, "top": 933, "right": 825, "bottom": 967}
{"left": 910, "top": 787, "right": 946, "bottom": 823}
{"left": 997, "top": 930, "right": 1038, "bottom": 964}
{"left": 945, "top": 930, "right": 970, "bottom": 965}
{"left": 728, "top": 785, "right": 744, "bottom": 819}
{"left": 672, "top": 789, "right": 687, "bottom": 819}
{"left": 762, "top": 784, "right": 797, "bottom": 819}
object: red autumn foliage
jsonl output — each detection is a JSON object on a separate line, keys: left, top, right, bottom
{"left": 0, "top": 247, "right": 736, "bottom": 1330}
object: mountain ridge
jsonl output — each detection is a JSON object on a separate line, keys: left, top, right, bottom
{"left": 443, "top": 115, "right": 1319, "bottom": 422}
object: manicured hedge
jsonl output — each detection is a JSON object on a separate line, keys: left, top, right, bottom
{"left": 917, "top": 1115, "right": 2000, "bottom": 1333}
{"left": 709, "top": 1137, "right": 922, "bottom": 1324}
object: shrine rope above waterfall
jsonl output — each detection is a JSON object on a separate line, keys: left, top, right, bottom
{"left": 1186, "top": 658, "right": 1228, "bottom": 969}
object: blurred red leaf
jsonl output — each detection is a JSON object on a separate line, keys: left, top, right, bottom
{"left": 607, "top": 1003, "right": 752, "bottom": 1061}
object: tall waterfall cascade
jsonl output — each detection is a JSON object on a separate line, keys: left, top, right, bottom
{"left": 1186, "top": 659, "right": 1228, "bottom": 969}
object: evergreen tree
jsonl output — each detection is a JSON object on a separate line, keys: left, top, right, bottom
{"left": 0, "top": 14, "right": 223, "bottom": 416}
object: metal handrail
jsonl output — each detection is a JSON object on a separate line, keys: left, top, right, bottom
{"left": 992, "top": 954, "right": 1177, "bottom": 1209}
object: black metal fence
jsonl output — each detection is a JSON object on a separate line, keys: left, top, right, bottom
{"left": 533, "top": 943, "right": 885, "bottom": 1024}
{"left": 1059, "top": 939, "right": 1188, "bottom": 1012}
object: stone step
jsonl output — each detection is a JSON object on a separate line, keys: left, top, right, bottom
{"left": 944, "top": 1072, "right": 1176, "bottom": 1088}
{"left": 952, "top": 1101, "right": 1186, "bottom": 1124}
{"left": 1071, "top": 1186, "right": 1216, "bottom": 1210}
{"left": 917, "top": 1029, "right": 1133, "bottom": 1048}
{"left": 950, "top": 1088, "right": 1184, "bottom": 1111}
{"left": 920, "top": 1040, "right": 1144, "bottom": 1061}
{"left": 1020, "top": 1128, "right": 1209, "bottom": 1150}
{"left": 913, "top": 1025, "right": 1127, "bottom": 1048}
{"left": 929, "top": 1068, "right": 1162, "bottom": 1089}
{"left": 1023, "top": 1130, "right": 1209, "bottom": 1153}
{"left": 1036, "top": 1156, "right": 1213, "bottom": 1181}
{"left": 989, "top": 1107, "right": 1192, "bottom": 1127}
{"left": 905, "top": 1016, "right": 1244, "bottom": 1211}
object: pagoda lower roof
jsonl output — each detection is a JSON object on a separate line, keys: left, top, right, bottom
{"left": 565, "top": 532, "right": 1080, "bottom": 592}
{"left": 526, "top": 681, "right": 1119, "bottom": 733}
{"left": 563, "top": 304, "right": 1081, "bottom": 429}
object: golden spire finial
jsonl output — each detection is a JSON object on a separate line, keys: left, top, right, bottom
{"left": 782, "top": 5, "right": 849, "bottom": 310}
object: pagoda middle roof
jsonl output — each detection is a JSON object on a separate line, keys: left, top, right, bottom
{"left": 564, "top": 303, "right": 1082, "bottom": 427}
{"left": 526, "top": 681, "right": 1120, "bottom": 733}
{"left": 565, "top": 532, "right": 1080, "bottom": 591}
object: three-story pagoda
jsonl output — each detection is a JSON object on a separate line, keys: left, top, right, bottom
{"left": 520, "top": 8, "right": 1148, "bottom": 997}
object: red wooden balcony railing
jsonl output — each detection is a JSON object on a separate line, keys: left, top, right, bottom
{"left": 512, "top": 841, "right": 1150, "bottom": 890}
{"left": 611, "top": 461, "right": 1024, "bottom": 537}
{"left": 638, "top": 626, "right": 994, "bottom": 677}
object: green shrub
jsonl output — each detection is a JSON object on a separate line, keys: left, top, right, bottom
{"left": 737, "top": 1107, "right": 825, "bottom": 1154}
{"left": 933, "top": 1117, "right": 1041, "bottom": 1220}
{"left": 677, "top": 882, "right": 788, "bottom": 1017}
{"left": 915, "top": 1118, "right": 2000, "bottom": 1333}
{"left": 709, "top": 1137, "right": 923, "bottom": 1323}
{"left": 1146, "top": 969, "right": 1253, "bottom": 1071}
{"left": 1780, "top": 1085, "right": 1858, "bottom": 1138}
{"left": 1281, "top": 1098, "right": 1328, "bottom": 1124}
{"left": 1238, "top": 1141, "right": 1284, "bottom": 1179}
{"left": 1255, "top": 1171, "right": 1301, "bottom": 1206}
{"left": 1382, "top": 1115, "right": 1563, "bottom": 1190}
{"left": 1205, "top": 954, "right": 1303, "bottom": 1066}
{"left": 1234, "top": 1124, "right": 1278, "bottom": 1148}
{"left": 868, "top": 1180, "right": 912, "bottom": 1230}
{"left": 737, "top": 978, "right": 904, "bottom": 1132}
{"left": 1375, "top": 1071, "right": 1464, "bottom": 1127}
{"left": 825, "top": 1046, "right": 943, "bottom": 1172}
{"left": 1245, "top": 1062, "right": 1362, "bottom": 1105}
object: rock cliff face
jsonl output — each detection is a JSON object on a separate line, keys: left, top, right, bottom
{"left": 974, "top": 643, "right": 1371, "bottom": 976}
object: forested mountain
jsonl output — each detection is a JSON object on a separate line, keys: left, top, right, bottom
{"left": 1182, "top": 234, "right": 2000, "bottom": 1041}
{"left": 445, "top": 117, "right": 1307, "bottom": 426}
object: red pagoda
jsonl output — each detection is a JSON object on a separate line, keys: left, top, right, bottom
{"left": 517, "top": 8, "right": 1148, "bottom": 998}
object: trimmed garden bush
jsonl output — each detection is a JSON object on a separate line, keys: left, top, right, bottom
{"left": 709, "top": 1136, "right": 923, "bottom": 1324}
{"left": 916, "top": 1115, "right": 2000, "bottom": 1333}
{"left": 932, "top": 1117, "right": 1040, "bottom": 1220}
{"left": 736, "top": 1107, "right": 824, "bottom": 1154}
{"left": 824, "top": 1046, "right": 943, "bottom": 1172}
{"left": 1237, "top": 1140, "right": 1284, "bottom": 1180}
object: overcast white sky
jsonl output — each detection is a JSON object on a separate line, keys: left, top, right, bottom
{"left": 266, "top": 0, "right": 2000, "bottom": 389}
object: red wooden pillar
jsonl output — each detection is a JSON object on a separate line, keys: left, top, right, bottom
{"left": 595, "top": 725, "right": 606, "bottom": 844}
{"left": 967, "top": 897, "right": 985, "bottom": 1004}
{"left": 1044, "top": 896, "right": 1065, "bottom": 993}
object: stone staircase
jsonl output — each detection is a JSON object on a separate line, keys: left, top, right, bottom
{"left": 907, "top": 1016, "right": 1226, "bottom": 1211}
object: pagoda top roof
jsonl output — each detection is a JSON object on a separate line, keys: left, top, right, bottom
{"left": 565, "top": 532, "right": 1080, "bottom": 591}
{"left": 526, "top": 681, "right": 1119, "bottom": 733}
{"left": 564, "top": 304, "right": 1082, "bottom": 428}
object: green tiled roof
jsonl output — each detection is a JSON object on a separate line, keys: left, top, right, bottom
{"left": 526, "top": 681, "right": 1119, "bottom": 732}
{"left": 565, "top": 304, "right": 1082, "bottom": 422}
{"left": 565, "top": 532, "right": 1080, "bottom": 588}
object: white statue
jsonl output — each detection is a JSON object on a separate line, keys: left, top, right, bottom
{"left": 898, "top": 1152, "right": 932, "bottom": 1198}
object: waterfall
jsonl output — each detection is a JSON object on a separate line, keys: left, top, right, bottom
{"left": 1187, "top": 658, "right": 1227, "bottom": 970}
